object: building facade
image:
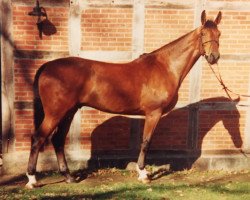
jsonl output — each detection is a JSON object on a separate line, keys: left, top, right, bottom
{"left": 1, "top": 0, "right": 250, "bottom": 174}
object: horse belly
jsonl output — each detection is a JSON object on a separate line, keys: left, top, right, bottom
{"left": 82, "top": 81, "right": 142, "bottom": 115}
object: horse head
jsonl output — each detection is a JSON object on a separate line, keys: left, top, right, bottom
{"left": 200, "top": 10, "right": 222, "bottom": 65}
{"left": 221, "top": 97, "right": 243, "bottom": 148}
{"left": 198, "top": 97, "right": 243, "bottom": 149}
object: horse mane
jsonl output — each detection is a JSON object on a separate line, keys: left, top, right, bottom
{"left": 137, "top": 19, "right": 217, "bottom": 61}
{"left": 138, "top": 28, "right": 197, "bottom": 60}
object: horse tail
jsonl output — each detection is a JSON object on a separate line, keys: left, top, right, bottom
{"left": 33, "top": 64, "right": 46, "bottom": 130}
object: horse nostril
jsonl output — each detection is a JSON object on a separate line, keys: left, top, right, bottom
{"left": 212, "top": 52, "right": 220, "bottom": 61}
{"left": 205, "top": 53, "right": 220, "bottom": 64}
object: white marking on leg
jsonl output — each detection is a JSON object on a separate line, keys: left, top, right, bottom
{"left": 136, "top": 164, "right": 149, "bottom": 182}
{"left": 25, "top": 172, "right": 37, "bottom": 189}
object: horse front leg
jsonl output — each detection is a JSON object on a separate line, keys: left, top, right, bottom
{"left": 137, "top": 109, "right": 162, "bottom": 183}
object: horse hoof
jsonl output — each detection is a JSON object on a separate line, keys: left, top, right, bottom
{"left": 25, "top": 183, "right": 36, "bottom": 189}
{"left": 138, "top": 177, "right": 151, "bottom": 184}
{"left": 65, "top": 176, "right": 76, "bottom": 183}
{"left": 25, "top": 173, "right": 37, "bottom": 189}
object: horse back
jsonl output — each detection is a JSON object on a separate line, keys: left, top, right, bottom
{"left": 37, "top": 57, "right": 145, "bottom": 114}
{"left": 37, "top": 56, "right": 177, "bottom": 115}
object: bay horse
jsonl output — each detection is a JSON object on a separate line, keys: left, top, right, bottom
{"left": 26, "top": 10, "right": 222, "bottom": 188}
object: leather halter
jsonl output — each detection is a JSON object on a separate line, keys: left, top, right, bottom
{"left": 208, "top": 63, "right": 250, "bottom": 102}
{"left": 202, "top": 39, "right": 219, "bottom": 46}
{"left": 199, "top": 28, "right": 219, "bottom": 56}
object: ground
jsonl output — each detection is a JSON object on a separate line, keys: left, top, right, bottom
{"left": 0, "top": 165, "right": 250, "bottom": 200}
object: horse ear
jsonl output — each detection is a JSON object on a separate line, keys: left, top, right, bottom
{"left": 214, "top": 11, "right": 222, "bottom": 25}
{"left": 201, "top": 10, "right": 206, "bottom": 25}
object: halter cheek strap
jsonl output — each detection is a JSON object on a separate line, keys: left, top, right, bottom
{"left": 199, "top": 35, "right": 206, "bottom": 56}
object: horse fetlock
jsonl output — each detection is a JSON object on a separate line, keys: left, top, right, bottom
{"left": 65, "top": 174, "right": 76, "bottom": 183}
{"left": 65, "top": 177, "right": 76, "bottom": 183}
{"left": 137, "top": 158, "right": 145, "bottom": 169}
{"left": 25, "top": 172, "right": 37, "bottom": 189}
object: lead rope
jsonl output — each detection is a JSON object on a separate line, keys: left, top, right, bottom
{"left": 208, "top": 62, "right": 250, "bottom": 102}
{"left": 208, "top": 62, "right": 249, "bottom": 157}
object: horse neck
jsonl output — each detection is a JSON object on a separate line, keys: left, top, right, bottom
{"left": 154, "top": 27, "right": 202, "bottom": 85}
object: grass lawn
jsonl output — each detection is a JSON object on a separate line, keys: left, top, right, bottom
{"left": 0, "top": 167, "right": 250, "bottom": 200}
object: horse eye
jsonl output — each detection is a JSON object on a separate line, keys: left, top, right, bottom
{"left": 201, "top": 32, "right": 205, "bottom": 36}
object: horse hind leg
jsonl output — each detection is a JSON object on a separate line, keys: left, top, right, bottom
{"left": 51, "top": 108, "right": 77, "bottom": 183}
{"left": 26, "top": 115, "right": 60, "bottom": 189}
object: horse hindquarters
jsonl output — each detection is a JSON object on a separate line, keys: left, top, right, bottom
{"left": 26, "top": 68, "right": 80, "bottom": 188}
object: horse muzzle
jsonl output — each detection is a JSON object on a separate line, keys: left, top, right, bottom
{"left": 205, "top": 52, "right": 220, "bottom": 65}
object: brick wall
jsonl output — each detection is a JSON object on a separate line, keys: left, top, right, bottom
{"left": 81, "top": 7, "right": 133, "bottom": 51}
{"left": 13, "top": 5, "right": 69, "bottom": 51}
{"left": 2, "top": 0, "right": 250, "bottom": 173}
{"left": 11, "top": 1, "right": 70, "bottom": 152}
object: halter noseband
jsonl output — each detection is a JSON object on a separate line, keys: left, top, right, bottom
{"left": 202, "top": 39, "right": 219, "bottom": 46}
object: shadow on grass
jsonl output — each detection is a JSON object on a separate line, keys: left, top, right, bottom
{"left": 0, "top": 171, "right": 65, "bottom": 186}
{"left": 0, "top": 174, "right": 27, "bottom": 186}
{"left": 149, "top": 167, "right": 172, "bottom": 181}
{"left": 71, "top": 169, "right": 98, "bottom": 183}
{"left": 0, "top": 169, "right": 98, "bottom": 188}
{"left": 1, "top": 172, "right": 250, "bottom": 200}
